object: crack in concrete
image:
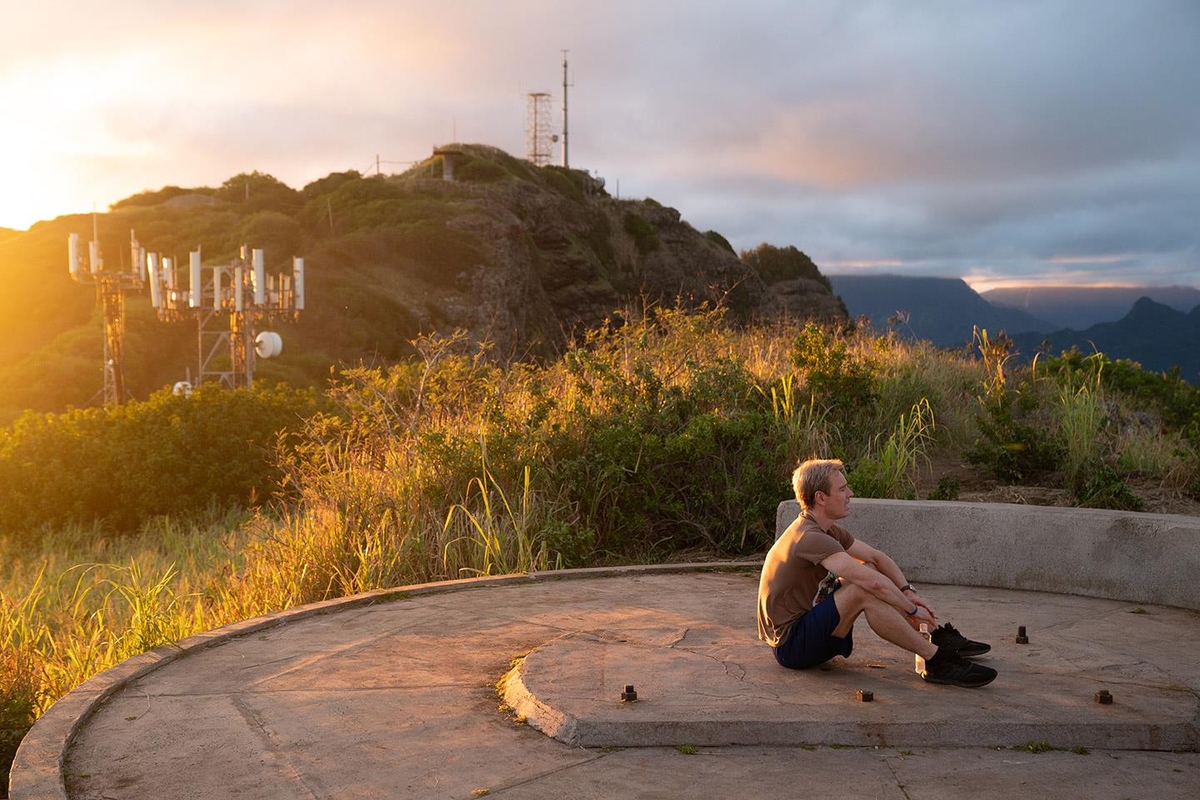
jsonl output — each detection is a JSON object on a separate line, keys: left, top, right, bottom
{"left": 480, "top": 749, "right": 609, "bottom": 796}
{"left": 880, "top": 752, "right": 915, "bottom": 800}
{"left": 667, "top": 627, "right": 691, "bottom": 647}
{"left": 230, "top": 695, "right": 321, "bottom": 800}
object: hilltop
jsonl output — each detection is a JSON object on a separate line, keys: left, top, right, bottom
{"left": 0, "top": 144, "right": 845, "bottom": 422}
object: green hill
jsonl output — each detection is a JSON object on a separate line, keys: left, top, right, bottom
{"left": 0, "top": 144, "right": 845, "bottom": 423}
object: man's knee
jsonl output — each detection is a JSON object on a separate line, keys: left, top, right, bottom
{"left": 836, "top": 583, "right": 898, "bottom": 616}
{"left": 834, "top": 582, "right": 872, "bottom": 613}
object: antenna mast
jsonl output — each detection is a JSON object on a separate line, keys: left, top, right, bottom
{"left": 67, "top": 224, "right": 146, "bottom": 405}
{"left": 561, "top": 50, "right": 571, "bottom": 168}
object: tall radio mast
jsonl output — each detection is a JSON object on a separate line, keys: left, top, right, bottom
{"left": 561, "top": 50, "right": 571, "bottom": 169}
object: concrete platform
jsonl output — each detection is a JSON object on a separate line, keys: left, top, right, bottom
{"left": 11, "top": 565, "right": 1200, "bottom": 799}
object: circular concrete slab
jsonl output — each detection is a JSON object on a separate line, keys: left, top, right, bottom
{"left": 10, "top": 566, "right": 1200, "bottom": 800}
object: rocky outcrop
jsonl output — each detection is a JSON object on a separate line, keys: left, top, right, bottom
{"left": 397, "top": 144, "right": 846, "bottom": 357}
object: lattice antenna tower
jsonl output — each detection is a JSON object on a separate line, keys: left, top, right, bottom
{"left": 526, "top": 91, "right": 553, "bottom": 167}
{"left": 70, "top": 230, "right": 307, "bottom": 394}
{"left": 67, "top": 222, "right": 145, "bottom": 405}
{"left": 147, "top": 245, "right": 306, "bottom": 390}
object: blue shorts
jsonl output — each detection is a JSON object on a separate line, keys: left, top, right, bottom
{"left": 773, "top": 594, "right": 854, "bottom": 669}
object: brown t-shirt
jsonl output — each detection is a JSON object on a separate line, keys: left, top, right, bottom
{"left": 756, "top": 512, "right": 856, "bottom": 647}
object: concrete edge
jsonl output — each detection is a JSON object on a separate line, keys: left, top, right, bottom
{"left": 9, "top": 562, "right": 757, "bottom": 800}
{"left": 538, "top": 718, "right": 1200, "bottom": 751}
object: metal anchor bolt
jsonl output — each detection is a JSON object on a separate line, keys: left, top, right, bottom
{"left": 621, "top": 684, "right": 638, "bottom": 703}
{"left": 1015, "top": 625, "right": 1029, "bottom": 644}
{"left": 1095, "top": 689, "right": 1113, "bottom": 705}
{"left": 856, "top": 689, "right": 874, "bottom": 702}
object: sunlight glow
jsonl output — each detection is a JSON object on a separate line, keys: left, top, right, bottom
{"left": 963, "top": 276, "right": 1145, "bottom": 293}
{"left": 0, "top": 53, "right": 172, "bottom": 229}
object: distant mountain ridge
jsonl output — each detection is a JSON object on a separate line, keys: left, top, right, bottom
{"left": 983, "top": 285, "right": 1200, "bottom": 330}
{"left": 828, "top": 274, "right": 1052, "bottom": 346}
{"left": 1010, "top": 297, "right": 1200, "bottom": 381}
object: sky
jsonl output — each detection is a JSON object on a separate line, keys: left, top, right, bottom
{"left": 2, "top": 1, "right": 1198, "bottom": 291}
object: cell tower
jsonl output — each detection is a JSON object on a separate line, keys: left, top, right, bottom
{"left": 145, "top": 244, "right": 305, "bottom": 390}
{"left": 72, "top": 230, "right": 306, "bottom": 395}
{"left": 526, "top": 91, "right": 554, "bottom": 166}
{"left": 67, "top": 224, "right": 145, "bottom": 405}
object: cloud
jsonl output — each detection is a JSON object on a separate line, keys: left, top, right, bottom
{"left": 2, "top": 1, "right": 1197, "bottom": 288}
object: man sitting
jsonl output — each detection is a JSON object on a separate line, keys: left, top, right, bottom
{"left": 757, "top": 458, "right": 996, "bottom": 688}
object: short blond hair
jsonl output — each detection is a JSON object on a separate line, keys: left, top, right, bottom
{"left": 793, "top": 458, "right": 845, "bottom": 510}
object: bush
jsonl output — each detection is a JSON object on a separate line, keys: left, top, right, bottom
{"left": 623, "top": 211, "right": 660, "bottom": 255}
{"left": 1042, "top": 350, "right": 1200, "bottom": 442}
{"left": 965, "top": 330, "right": 1060, "bottom": 482}
{"left": 928, "top": 477, "right": 960, "bottom": 501}
{"left": 1075, "top": 464, "right": 1144, "bottom": 511}
{"left": 0, "top": 384, "right": 322, "bottom": 538}
{"left": 848, "top": 399, "right": 935, "bottom": 500}
{"left": 790, "top": 323, "right": 877, "bottom": 413}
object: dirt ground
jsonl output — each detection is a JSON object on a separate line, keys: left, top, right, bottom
{"left": 916, "top": 451, "right": 1200, "bottom": 517}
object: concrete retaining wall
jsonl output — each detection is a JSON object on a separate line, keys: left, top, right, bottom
{"left": 776, "top": 499, "right": 1200, "bottom": 611}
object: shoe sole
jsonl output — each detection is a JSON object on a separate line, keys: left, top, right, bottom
{"left": 923, "top": 670, "right": 997, "bottom": 688}
{"left": 954, "top": 645, "right": 991, "bottom": 658}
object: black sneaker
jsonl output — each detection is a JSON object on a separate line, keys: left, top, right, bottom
{"left": 931, "top": 623, "right": 991, "bottom": 657}
{"left": 922, "top": 649, "right": 997, "bottom": 688}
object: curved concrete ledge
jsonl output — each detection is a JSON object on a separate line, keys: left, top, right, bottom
{"left": 776, "top": 499, "right": 1200, "bottom": 611}
{"left": 8, "top": 564, "right": 746, "bottom": 800}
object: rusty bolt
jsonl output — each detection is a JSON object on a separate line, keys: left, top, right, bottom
{"left": 856, "top": 689, "right": 874, "bottom": 702}
{"left": 1015, "top": 625, "right": 1029, "bottom": 644}
{"left": 1095, "top": 689, "right": 1113, "bottom": 705}
{"left": 621, "top": 684, "right": 638, "bottom": 703}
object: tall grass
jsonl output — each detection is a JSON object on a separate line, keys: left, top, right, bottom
{"left": 1057, "top": 380, "right": 1109, "bottom": 492}
{"left": 850, "top": 399, "right": 937, "bottom": 499}
{"left": 4, "top": 307, "right": 1199, "bottom": 788}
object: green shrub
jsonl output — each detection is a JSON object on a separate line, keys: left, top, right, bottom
{"left": 0, "top": 384, "right": 322, "bottom": 538}
{"left": 1, "top": 615, "right": 38, "bottom": 792}
{"left": 1042, "top": 350, "right": 1200, "bottom": 442}
{"left": 848, "top": 399, "right": 935, "bottom": 500}
{"left": 622, "top": 211, "right": 660, "bottom": 255}
{"left": 542, "top": 166, "right": 585, "bottom": 202}
{"left": 790, "top": 323, "right": 877, "bottom": 412}
{"left": 1075, "top": 465, "right": 1144, "bottom": 511}
{"left": 965, "top": 330, "right": 1060, "bottom": 482}
{"left": 455, "top": 154, "right": 510, "bottom": 184}
{"left": 928, "top": 477, "right": 960, "bottom": 501}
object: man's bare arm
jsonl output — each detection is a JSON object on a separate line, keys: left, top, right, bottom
{"left": 822, "top": 550, "right": 936, "bottom": 626}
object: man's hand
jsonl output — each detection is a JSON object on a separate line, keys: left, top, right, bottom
{"left": 907, "top": 603, "right": 936, "bottom": 628}
{"left": 905, "top": 590, "right": 938, "bottom": 626}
